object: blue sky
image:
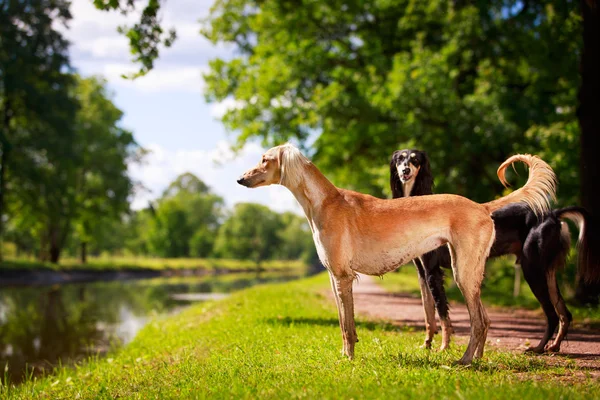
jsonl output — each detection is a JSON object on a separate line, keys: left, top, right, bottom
{"left": 63, "top": 0, "right": 301, "bottom": 214}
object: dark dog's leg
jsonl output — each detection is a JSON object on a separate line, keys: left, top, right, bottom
{"left": 545, "top": 251, "right": 573, "bottom": 352}
{"left": 414, "top": 257, "right": 437, "bottom": 349}
{"left": 520, "top": 259, "right": 559, "bottom": 353}
{"left": 422, "top": 248, "right": 453, "bottom": 350}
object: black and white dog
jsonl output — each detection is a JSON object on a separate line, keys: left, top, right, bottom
{"left": 390, "top": 149, "right": 600, "bottom": 353}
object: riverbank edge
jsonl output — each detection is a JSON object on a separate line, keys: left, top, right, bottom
{"left": 0, "top": 264, "right": 316, "bottom": 287}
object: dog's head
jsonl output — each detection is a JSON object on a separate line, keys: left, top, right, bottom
{"left": 237, "top": 146, "right": 283, "bottom": 188}
{"left": 237, "top": 144, "right": 309, "bottom": 189}
{"left": 389, "top": 149, "right": 433, "bottom": 198}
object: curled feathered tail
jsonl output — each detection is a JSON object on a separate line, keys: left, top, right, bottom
{"left": 483, "top": 154, "right": 557, "bottom": 216}
{"left": 556, "top": 207, "right": 600, "bottom": 284}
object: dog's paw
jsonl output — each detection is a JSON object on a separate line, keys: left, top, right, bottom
{"left": 420, "top": 341, "right": 432, "bottom": 350}
{"left": 524, "top": 346, "right": 545, "bottom": 354}
{"left": 544, "top": 343, "right": 561, "bottom": 353}
{"left": 453, "top": 358, "right": 472, "bottom": 366}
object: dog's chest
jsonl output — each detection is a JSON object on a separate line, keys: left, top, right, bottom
{"left": 351, "top": 247, "right": 414, "bottom": 276}
{"left": 311, "top": 229, "right": 331, "bottom": 269}
{"left": 311, "top": 224, "right": 353, "bottom": 273}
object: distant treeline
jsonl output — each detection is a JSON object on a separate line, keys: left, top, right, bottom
{"left": 4, "top": 172, "right": 317, "bottom": 266}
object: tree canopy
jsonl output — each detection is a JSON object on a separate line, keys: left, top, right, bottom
{"left": 92, "top": 0, "right": 587, "bottom": 207}
{"left": 201, "top": 0, "right": 582, "bottom": 203}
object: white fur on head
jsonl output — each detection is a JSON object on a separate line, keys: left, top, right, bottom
{"left": 276, "top": 143, "right": 310, "bottom": 188}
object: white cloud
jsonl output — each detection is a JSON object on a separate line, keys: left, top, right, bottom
{"left": 64, "top": 0, "right": 231, "bottom": 93}
{"left": 108, "top": 64, "right": 207, "bottom": 93}
{"left": 128, "top": 141, "right": 303, "bottom": 215}
{"left": 210, "top": 97, "right": 245, "bottom": 118}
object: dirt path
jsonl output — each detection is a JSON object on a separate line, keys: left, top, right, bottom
{"left": 347, "top": 274, "right": 600, "bottom": 370}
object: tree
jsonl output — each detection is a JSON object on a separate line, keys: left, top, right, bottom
{"left": 275, "top": 212, "right": 316, "bottom": 263}
{"left": 578, "top": 0, "right": 600, "bottom": 217}
{"left": 147, "top": 173, "right": 223, "bottom": 257}
{"left": 201, "top": 0, "right": 581, "bottom": 202}
{"left": 70, "top": 76, "right": 140, "bottom": 263}
{"left": 575, "top": 0, "right": 600, "bottom": 304}
{"left": 213, "top": 203, "right": 283, "bottom": 265}
{"left": 8, "top": 76, "right": 139, "bottom": 263}
{"left": 93, "top": 1, "right": 584, "bottom": 205}
{"left": 0, "top": 0, "right": 76, "bottom": 260}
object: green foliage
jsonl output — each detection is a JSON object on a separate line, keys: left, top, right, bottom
{"left": 275, "top": 212, "right": 318, "bottom": 264}
{"left": 4, "top": 273, "right": 598, "bottom": 398}
{"left": 5, "top": 76, "right": 138, "bottom": 263}
{"left": 0, "top": 0, "right": 77, "bottom": 261}
{"left": 212, "top": 204, "right": 315, "bottom": 265}
{"left": 200, "top": 0, "right": 581, "bottom": 202}
{"left": 147, "top": 173, "right": 224, "bottom": 258}
{"left": 91, "top": 1, "right": 584, "bottom": 202}
{"left": 213, "top": 203, "right": 284, "bottom": 263}
{"left": 71, "top": 76, "right": 140, "bottom": 258}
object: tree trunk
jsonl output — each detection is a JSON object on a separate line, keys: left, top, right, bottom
{"left": 80, "top": 241, "right": 87, "bottom": 264}
{"left": 0, "top": 100, "right": 12, "bottom": 263}
{"left": 49, "top": 242, "right": 61, "bottom": 264}
{"left": 0, "top": 147, "right": 7, "bottom": 262}
{"left": 39, "top": 233, "right": 48, "bottom": 262}
{"left": 49, "top": 226, "right": 61, "bottom": 264}
{"left": 576, "top": 0, "right": 600, "bottom": 304}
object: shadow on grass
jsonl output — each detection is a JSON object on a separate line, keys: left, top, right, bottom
{"left": 263, "top": 316, "right": 415, "bottom": 333}
{"left": 392, "top": 351, "right": 551, "bottom": 373}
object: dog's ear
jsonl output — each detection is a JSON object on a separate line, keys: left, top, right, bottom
{"left": 390, "top": 152, "right": 404, "bottom": 198}
{"left": 413, "top": 151, "right": 434, "bottom": 195}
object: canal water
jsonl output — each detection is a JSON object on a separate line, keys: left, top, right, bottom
{"left": 0, "top": 269, "right": 307, "bottom": 384}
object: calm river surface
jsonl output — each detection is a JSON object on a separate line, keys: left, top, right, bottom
{"left": 0, "top": 269, "right": 307, "bottom": 384}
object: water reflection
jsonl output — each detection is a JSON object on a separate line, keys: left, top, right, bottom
{"left": 0, "top": 270, "right": 305, "bottom": 384}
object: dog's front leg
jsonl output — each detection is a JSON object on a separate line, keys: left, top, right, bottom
{"left": 329, "top": 272, "right": 357, "bottom": 359}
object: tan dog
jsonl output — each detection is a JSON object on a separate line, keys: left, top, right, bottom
{"left": 237, "top": 144, "right": 556, "bottom": 365}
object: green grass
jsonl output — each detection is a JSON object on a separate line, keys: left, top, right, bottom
{"left": 2, "top": 273, "right": 598, "bottom": 399}
{"left": 0, "top": 256, "right": 306, "bottom": 272}
{"left": 377, "top": 257, "right": 600, "bottom": 324}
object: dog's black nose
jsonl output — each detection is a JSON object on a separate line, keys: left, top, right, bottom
{"left": 237, "top": 177, "right": 245, "bottom": 184}
{"left": 403, "top": 168, "right": 410, "bottom": 175}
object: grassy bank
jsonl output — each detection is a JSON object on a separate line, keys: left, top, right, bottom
{"left": 3, "top": 273, "right": 597, "bottom": 399}
{"left": 377, "top": 257, "right": 600, "bottom": 324}
{"left": 0, "top": 256, "right": 306, "bottom": 272}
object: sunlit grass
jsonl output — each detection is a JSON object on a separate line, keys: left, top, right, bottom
{"left": 2, "top": 273, "right": 597, "bottom": 399}
{"left": 0, "top": 256, "right": 306, "bottom": 272}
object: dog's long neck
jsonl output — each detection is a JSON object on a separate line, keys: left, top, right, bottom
{"left": 283, "top": 163, "right": 338, "bottom": 225}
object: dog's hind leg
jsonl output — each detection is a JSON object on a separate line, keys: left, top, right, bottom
{"left": 545, "top": 269, "right": 572, "bottom": 352}
{"left": 330, "top": 272, "right": 358, "bottom": 359}
{"left": 414, "top": 257, "right": 437, "bottom": 349}
{"left": 520, "top": 258, "right": 559, "bottom": 353}
{"left": 450, "top": 234, "right": 492, "bottom": 364}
